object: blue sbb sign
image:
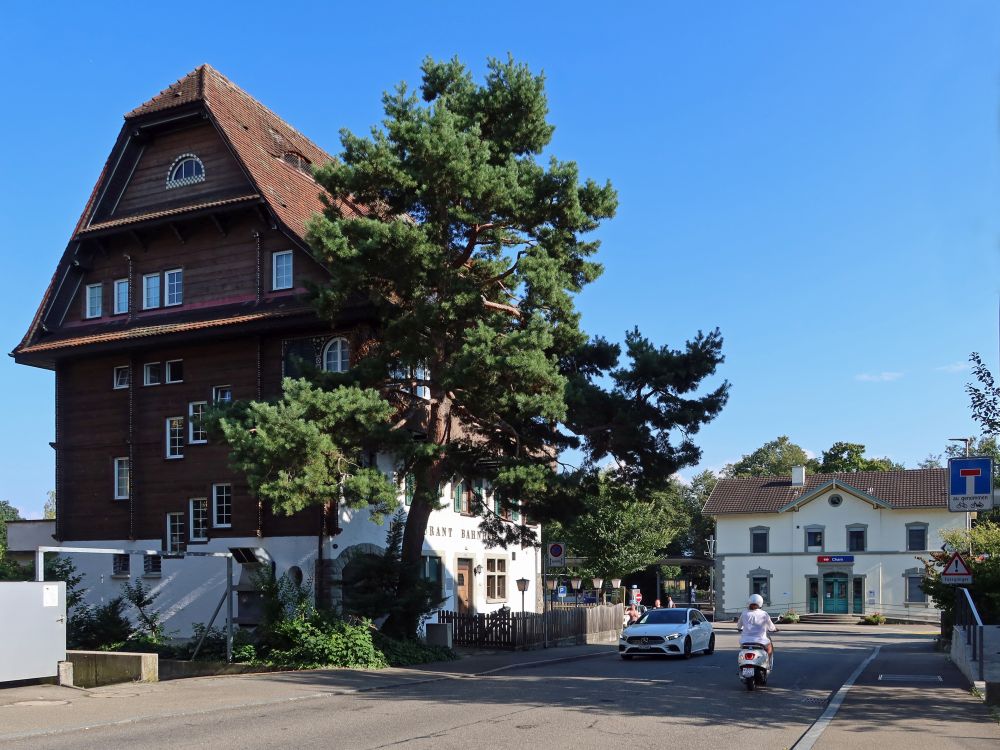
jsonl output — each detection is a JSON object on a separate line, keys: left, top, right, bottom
{"left": 817, "top": 555, "right": 854, "bottom": 563}
{"left": 948, "top": 457, "right": 993, "bottom": 512}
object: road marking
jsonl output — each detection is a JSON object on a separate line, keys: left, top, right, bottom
{"left": 791, "top": 645, "right": 880, "bottom": 750}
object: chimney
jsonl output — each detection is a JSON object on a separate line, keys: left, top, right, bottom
{"left": 791, "top": 465, "right": 806, "bottom": 487}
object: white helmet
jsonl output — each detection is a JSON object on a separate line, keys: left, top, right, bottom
{"left": 748, "top": 594, "right": 764, "bottom": 607}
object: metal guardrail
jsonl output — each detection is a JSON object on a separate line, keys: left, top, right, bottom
{"left": 955, "top": 587, "right": 985, "bottom": 682}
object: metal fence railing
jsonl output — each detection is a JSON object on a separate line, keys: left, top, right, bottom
{"left": 955, "top": 587, "right": 985, "bottom": 682}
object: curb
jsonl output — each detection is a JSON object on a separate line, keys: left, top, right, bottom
{"left": 476, "top": 648, "right": 617, "bottom": 676}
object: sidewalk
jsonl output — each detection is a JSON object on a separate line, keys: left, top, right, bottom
{"left": 807, "top": 641, "right": 1000, "bottom": 750}
{"left": 0, "top": 644, "right": 614, "bottom": 743}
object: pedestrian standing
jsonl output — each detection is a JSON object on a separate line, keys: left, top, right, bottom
{"left": 666, "top": 596, "right": 675, "bottom": 608}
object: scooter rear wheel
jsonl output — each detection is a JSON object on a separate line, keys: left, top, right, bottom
{"left": 744, "top": 677, "right": 755, "bottom": 691}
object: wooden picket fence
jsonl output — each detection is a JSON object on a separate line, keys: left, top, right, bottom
{"left": 438, "top": 603, "right": 623, "bottom": 650}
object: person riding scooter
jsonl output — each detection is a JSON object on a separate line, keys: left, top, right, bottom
{"left": 737, "top": 594, "right": 777, "bottom": 659}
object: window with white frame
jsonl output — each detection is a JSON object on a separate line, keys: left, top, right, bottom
{"left": 189, "top": 402, "right": 207, "bottom": 443}
{"left": 165, "top": 268, "right": 183, "bottom": 306}
{"left": 750, "top": 526, "right": 769, "bottom": 554}
{"left": 143, "top": 362, "right": 162, "bottom": 386}
{"left": 166, "top": 512, "right": 185, "bottom": 553}
{"left": 189, "top": 498, "right": 208, "bottom": 542}
{"left": 143, "top": 554, "right": 162, "bottom": 577}
{"left": 272, "top": 250, "right": 293, "bottom": 291}
{"left": 113, "top": 278, "right": 129, "bottom": 315}
{"left": 322, "top": 337, "right": 350, "bottom": 373}
{"left": 485, "top": 557, "right": 507, "bottom": 601}
{"left": 166, "top": 154, "right": 205, "bottom": 188}
{"left": 113, "top": 457, "right": 130, "bottom": 499}
{"left": 906, "top": 522, "right": 928, "bottom": 551}
{"left": 213, "top": 385, "right": 232, "bottom": 403}
{"left": 166, "top": 416, "right": 184, "bottom": 459}
{"left": 213, "top": 483, "right": 232, "bottom": 527}
{"left": 143, "top": 273, "right": 161, "bottom": 309}
{"left": 165, "top": 359, "right": 183, "bottom": 383}
{"left": 85, "top": 283, "right": 102, "bottom": 318}
{"left": 112, "top": 553, "right": 130, "bottom": 577}
{"left": 113, "top": 366, "right": 130, "bottom": 390}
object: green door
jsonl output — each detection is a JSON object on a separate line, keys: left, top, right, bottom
{"left": 852, "top": 577, "right": 864, "bottom": 614}
{"left": 823, "top": 573, "right": 848, "bottom": 614}
{"left": 808, "top": 577, "right": 819, "bottom": 613}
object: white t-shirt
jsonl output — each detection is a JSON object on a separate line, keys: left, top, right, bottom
{"left": 738, "top": 608, "right": 777, "bottom": 645}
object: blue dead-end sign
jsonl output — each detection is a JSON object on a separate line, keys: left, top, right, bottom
{"left": 948, "top": 457, "right": 993, "bottom": 512}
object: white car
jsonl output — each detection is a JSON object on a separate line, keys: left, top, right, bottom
{"left": 619, "top": 607, "right": 715, "bottom": 659}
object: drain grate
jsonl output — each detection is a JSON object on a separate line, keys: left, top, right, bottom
{"left": 801, "top": 697, "right": 828, "bottom": 705}
{"left": 877, "top": 674, "right": 942, "bottom": 682}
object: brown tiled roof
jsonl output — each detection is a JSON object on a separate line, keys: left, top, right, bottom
{"left": 703, "top": 468, "right": 948, "bottom": 514}
{"left": 15, "top": 307, "right": 308, "bottom": 355}
{"left": 123, "top": 64, "right": 365, "bottom": 240}
{"left": 78, "top": 194, "right": 261, "bottom": 233}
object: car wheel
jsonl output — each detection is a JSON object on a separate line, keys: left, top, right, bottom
{"left": 620, "top": 654, "right": 633, "bottom": 660}
{"left": 682, "top": 636, "right": 692, "bottom": 659}
{"left": 704, "top": 634, "right": 715, "bottom": 655}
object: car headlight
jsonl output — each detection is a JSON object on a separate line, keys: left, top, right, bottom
{"left": 665, "top": 632, "right": 681, "bottom": 640}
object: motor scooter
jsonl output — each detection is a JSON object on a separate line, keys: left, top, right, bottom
{"left": 736, "top": 629, "right": 778, "bottom": 691}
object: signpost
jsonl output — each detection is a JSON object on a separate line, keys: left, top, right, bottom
{"left": 547, "top": 542, "right": 566, "bottom": 568}
{"left": 948, "top": 457, "right": 994, "bottom": 512}
{"left": 941, "top": 552, "right": 973, "bottom": 585}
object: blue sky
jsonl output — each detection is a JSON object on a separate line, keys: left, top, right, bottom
{"left": 2, "top": 2, "right": 1000, "bottom": 517}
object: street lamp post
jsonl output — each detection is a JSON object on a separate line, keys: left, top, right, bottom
{"left": 570, "top": 576, "right": 582, "bottom": 607}
{"left": 592, "top": 577, "right": 604, "bottom": 605}
{"left": 611, "top": 578, "right": 622, "bottom": 605}
{"left": 516, "top": 577, "right": 530, "bottom": 613}
{"left": 544, "top": 577, "right": 558, "bottom": 648}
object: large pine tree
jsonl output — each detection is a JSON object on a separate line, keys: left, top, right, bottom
{"left": 222, "top": 57, "right": 729, "bottom": 635}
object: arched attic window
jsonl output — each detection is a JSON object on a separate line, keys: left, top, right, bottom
{"left": 322, "top": 337, "right": 350, "bottom": 373}
{"left": 166, "top": 154, "right": 206, "bottom": 189}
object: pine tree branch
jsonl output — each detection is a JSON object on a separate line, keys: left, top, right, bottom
{"left": 482, "top": 297, "right": 522, "bottom": 318}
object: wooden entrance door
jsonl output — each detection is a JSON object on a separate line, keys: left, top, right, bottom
{"left": 456, "top": 558, "right": 473, "bottom": 614}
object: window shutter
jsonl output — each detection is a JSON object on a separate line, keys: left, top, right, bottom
{"left": 453, "top": 480, "right": 463, "bottom": 512}
{"left": 512, "top": 501, "right": 520, "bottom": 522}
{"left": 404, "top": 473, "right": 414, "bottom": 506}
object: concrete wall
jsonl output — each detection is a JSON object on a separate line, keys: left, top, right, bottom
{"left": 66, "top": 650, "right": 158, "bottom": 688}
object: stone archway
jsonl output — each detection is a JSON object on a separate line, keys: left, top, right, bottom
{"left": 323, "top": 542, "right": 384, "bottom": 613}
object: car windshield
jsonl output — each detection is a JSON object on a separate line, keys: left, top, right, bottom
{"left": 636, "top": 609, "right": 688, "bottom": 625}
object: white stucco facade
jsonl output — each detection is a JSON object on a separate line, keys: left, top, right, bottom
{"left": 59, "top": 472, "right": 541, "bottom": 638}
{"left": 713, "top": 482, "right": 966, "bottom": 620}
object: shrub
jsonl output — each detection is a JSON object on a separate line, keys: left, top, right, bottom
{"left": 265, "top": 616, "right": 388, "bottom": 669}
{"left": 69, "top": 597, "right": 132, "bottom": 650}
{"left": 778, "top": 609, "right": 800, "bottom": 624}
{"left": 372, "top": 632, "right": 457, "bottom": 666}
{"left": 861, "top": 612, "right": 887, "bottom": 625}
{"left": 177, "top": 623, "right": 257, "bottom": 662}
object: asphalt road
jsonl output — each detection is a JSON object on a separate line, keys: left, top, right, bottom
{"left": 1, "top": 624, "right": 996, "bottom": 749}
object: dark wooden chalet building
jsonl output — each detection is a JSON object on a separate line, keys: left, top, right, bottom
{"left": 13, "top": 65, "right": 541, "bottom": 629}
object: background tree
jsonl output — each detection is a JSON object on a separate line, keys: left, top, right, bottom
{"left": 43, "top": 490, "right": 56, "bottom": 520}
{"left": 724, "top": 436, "right": 816, "bottom": 477}
{"left": 219, "top": 56, "right": 729, "bottom": 635}
{"left": 921, "top": 520, "right": 1000, "bottom": 629}
{"left": 546, "top": 474, "right": 684, "bottom": 580}
{"left": 0, "top": 499, "right": 22, "bottom": 559}
{"left": 817, "top": 441, "right": 904, "bottom": 473}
